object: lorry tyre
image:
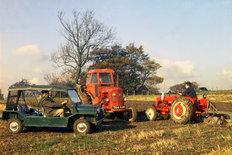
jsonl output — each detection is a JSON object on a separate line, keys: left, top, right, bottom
{"left": 128, "top": 106, "right": 138, "bottom": 122}
{"left": 73, "top": 119, "right": 91, "bottom": 134}
{"left": 145, "top": 107, "right": 158, "bottom": 121}
{"left": 7, "top": 118, "right": 23, "bottom": 134}
{"left": 170, "top": 96, "right": 193, "bottom": 124}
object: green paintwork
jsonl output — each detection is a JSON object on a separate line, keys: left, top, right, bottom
{"left": 8, "top": 85, "right": 72, "bottom": 92}
{"left": 2, "top": 85, "right": 105, "bottom": 129}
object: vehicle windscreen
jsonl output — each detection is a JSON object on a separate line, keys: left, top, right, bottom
{"left": 68, "top": 90, "right": 81, "bottom": 104}
{"left": 99, "top": 73, "right": 112, "bottom": 83}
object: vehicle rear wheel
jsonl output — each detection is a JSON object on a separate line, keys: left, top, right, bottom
{"left": 170, "top": 97, "right": 193, "bottom": 124}
{"left": 145, "top": 107, "right": 158, "bottom": 121}
{"left": 7, "top": 118, "right": 23, "bottom": 134}
{"left": 128, "top": 106, "right": 138, "bottom": 122}
{"left": 73, "top": 119, "right": 91, "bottom": 134}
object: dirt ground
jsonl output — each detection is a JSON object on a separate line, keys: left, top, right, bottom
{"left": 1, "top": 100, "right": 232, "bottom": 154}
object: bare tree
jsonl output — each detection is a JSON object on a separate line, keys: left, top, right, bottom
{"left": 52, "top": 10, "right": 114, "bottom": 84}
{"left": 44, "top": 73, "right": 75, "bottom": 87}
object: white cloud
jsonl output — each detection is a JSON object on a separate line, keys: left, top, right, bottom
{"left": 139, "top": 41, "right": 151, "bottom": 51}
{"left": 27, "top": 67, "right": 42, "bottom": 74}
{"left": 12, "top": 45, "right": 44, "bottom": 56}
{"left": 217, "top": 70, "right": 232, "bottom": 89}
{"left": 156, "top": 59, "right": 197, "bottom": 92}
{"left": 157, "top": 59, "right": 196, "bottom": 78}
{"left": 29, "top": 77, "right": 39, "bottom": 84}
{"left": 222, "top": 70, "right": 232, "bottom": 79}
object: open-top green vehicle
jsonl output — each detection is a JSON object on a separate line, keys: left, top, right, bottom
{"left": 2, "top": 85, "right": 105, "bottom": 134}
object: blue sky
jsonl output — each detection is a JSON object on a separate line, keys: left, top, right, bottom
{"left": 0, "top": 0, "right": 232, "bottom": 95}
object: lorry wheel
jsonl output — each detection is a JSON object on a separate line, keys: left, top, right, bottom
{"left": 145, "top": 107, "right": 158, "bottom": 121}
{"left": 7, "top": 118, "right": 23, "bottom": 134}
{"left": 73, "top": 119, "right": 90, "bottom": 134}
{"left": 128, "top": 106, "right": 138, "bottom": 122}
{"left": 170, "top": 97, "right": 193, "bottom": 124}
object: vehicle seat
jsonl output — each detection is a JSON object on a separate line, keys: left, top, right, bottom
{"left": 17, "top": 104, "right": 30, "bottom": 115}
{"left": 42, "top": 107, "right": 46, "bottom": 117}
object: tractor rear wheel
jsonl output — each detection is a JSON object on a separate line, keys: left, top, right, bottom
{"left": 170, "top": 97, "right": 193, "bottom": 124}
{"left": 73, "top": 119, "right": 90, "bottom": 134}
{"left": 128, "top": 106, "right": 138, "bottom": 122}
{"left": 145, "top": 107, "right": 158, "bottom": 121}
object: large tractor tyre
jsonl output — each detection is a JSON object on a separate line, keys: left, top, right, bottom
{"left": 170, "top": 97, "right": 194, "bottom": 124}
{"left": 73, "top": 119, "right": 91, "bottom": 134}
{"left": 145, "top": 107, "right": 158, "bottom": 121}
{"left": 7, "top": 118, "right": 23, "bottom": 134}
{"left": 128, "top": 106, "right": 138, "bottom": 122}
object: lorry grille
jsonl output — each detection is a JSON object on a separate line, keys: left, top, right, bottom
{"left": 112, "top": 90, "right": 123, "bottom": 103}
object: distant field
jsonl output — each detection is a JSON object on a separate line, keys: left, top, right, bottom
{"left": 127, "top": 90, "right": 232, "bottom": 102}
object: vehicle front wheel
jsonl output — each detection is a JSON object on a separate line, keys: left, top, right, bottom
{"left": 128, "top": 106, "right": 138, "bottom": 122}
{"left": 7, "top": 118, "right": 23, "bottom": 134}
{"left": 73, "top": 119, "right": 91, "bottom": 134}
{"left": 145, "top": 107, "right": 158, "bottom": 121}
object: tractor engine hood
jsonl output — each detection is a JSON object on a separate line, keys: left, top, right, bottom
{"left": 157, "top": 95, "right": 177, "bottom": 103}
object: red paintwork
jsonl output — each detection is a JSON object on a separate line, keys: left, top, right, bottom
{"left": 86, "top": 69, "right": 127, "bottom": 113}
{"left": 155, "top": 95, "right": 209, "bottom": 119}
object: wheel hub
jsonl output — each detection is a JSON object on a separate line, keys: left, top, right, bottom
{"left": 77, "top": 123, "right": 87, "bottom": 132}
{"left": 174, "top": 105, "right": 183, "bottom": 116}
{"left": 146, "top": 109, "right": 154, "bottom": 118}
{"left": 10, "top": 122, "right": 19, "bottom": 132}
{"left": 173, "top": 102, "right": 186, "bottom": 120}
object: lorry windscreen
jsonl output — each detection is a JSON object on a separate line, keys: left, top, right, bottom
{"left": 99, "top": 73, "right": 112, "bottom": 83}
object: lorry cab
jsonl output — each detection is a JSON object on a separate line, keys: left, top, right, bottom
{"left": 86, "top": 69, "right": 125, "bottom": 113}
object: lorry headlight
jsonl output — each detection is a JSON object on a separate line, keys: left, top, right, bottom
{"left": 105, "top": 98, "right": 109, "bottom": 102}
{"left": 123, "top": 97, "right": 127, "bottom": 102}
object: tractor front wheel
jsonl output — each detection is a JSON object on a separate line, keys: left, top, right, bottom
{"left": 128, "top": 106, "right": 138, "bottom": 122}
{"left": 145, "top": 107, "right": 158, "bottom": 121}
{"left": 7, "top": 118, "right": 23, "bottom": 134}
{"left": 170, "top": 97, "right": 193, "bottom": 124}
{"left": 73, "top": 119, "right": 91, "bottom": 134}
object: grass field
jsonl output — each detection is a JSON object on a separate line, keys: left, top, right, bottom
{"left": 0, "top": 90, "right": 232, "bottom": 154}
{"left": 127, "top": 90, "right": 232, "bottom": 102}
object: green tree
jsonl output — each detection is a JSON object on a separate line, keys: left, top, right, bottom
{"left": 90, "top": 45, "right": 131, "bottom": 91}
{"left": 90, "top": 43, "right": 163, "bottom": 94}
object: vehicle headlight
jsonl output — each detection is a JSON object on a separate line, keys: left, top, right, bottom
{"left": 105, "top": 98, "right": 109, "bottom": 102}
{"left": 123, "top": 97, "right": 127, "bottom": 102}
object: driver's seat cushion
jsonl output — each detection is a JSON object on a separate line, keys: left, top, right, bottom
{"left": 18, "top": 104, "right": 30, "bottom": 115}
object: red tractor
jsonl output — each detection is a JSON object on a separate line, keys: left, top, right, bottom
{"left": 145, "top": 93, "right": 232, "bottom": 124}
{"left": 78, "top": 69, "right": 137, "bottom": 122}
